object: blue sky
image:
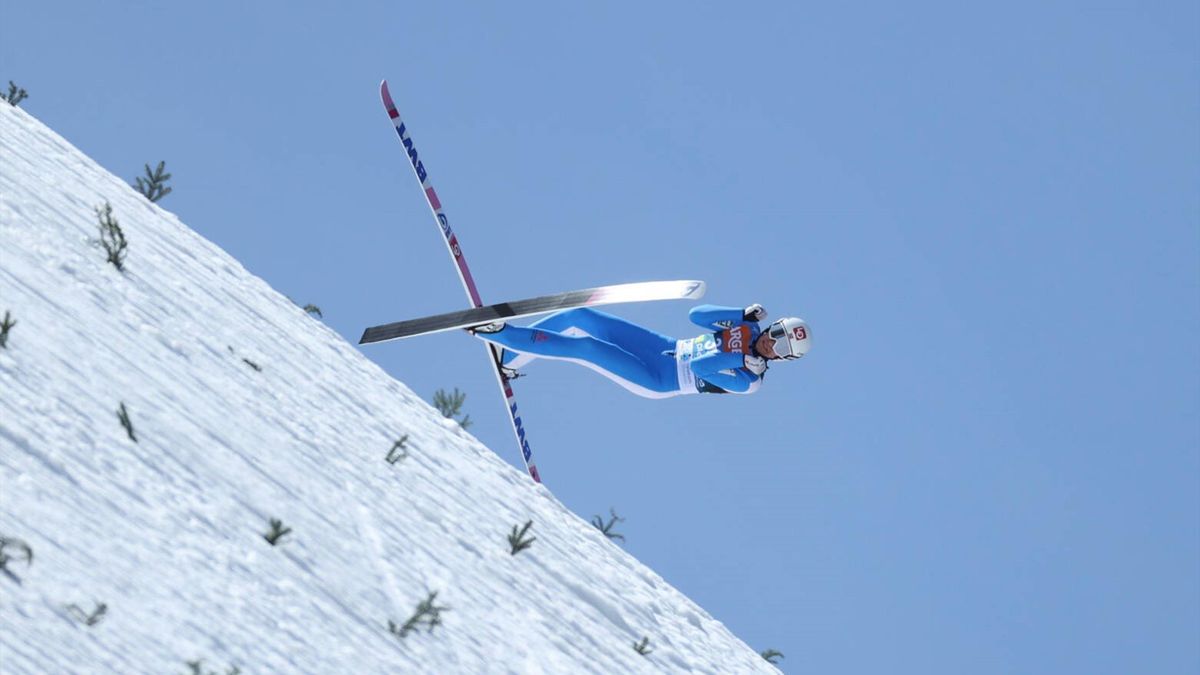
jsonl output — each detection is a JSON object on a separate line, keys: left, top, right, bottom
{"left": 5, "top": 1, "right": 1197, "bottom": 672}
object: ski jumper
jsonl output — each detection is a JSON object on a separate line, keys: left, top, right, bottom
{"left": 476, "top": 305, "right": 765, "bottom": 398}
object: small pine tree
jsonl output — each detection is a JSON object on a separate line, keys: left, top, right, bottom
{"left": 0, "top": 536, "right": 33, "bottom": 572}
{"left": 66, "top": 602, "right": 107, "bottom": 626}
{"left": 591, "top": 508, "right": 626, "bottom": 542}
{"left": 761, "top": 649, "right": 784, "bottom": 664}
{"left": 263, "top": 518, "right": 292, "bottom": 546}
{"left": 385, "top": 436, "right": 409, "bottom": 465}
{"left": 95, "top": 202, "right": 128, "bottom": 271}
{"left": 0, "top": 310, "right": 15, "bottom": 348}
{"left": 186, "top": 659, "right": 241, "bottom": 675}
{"left": 302, "top": 304, "right": 323, "bottom": 318}
{"left": 507, "top": 520, "right": 536, "bottom": 555}
{"left": 117, "top": 402, "right": 137, "bottom": 442}
{"left": 1, "top": 81, "right": 27, "bottom": 107}
{"left": 389, "top": 591, "right": 450, "bottom": 638}
{"left": 633, "top": 636, "right": 653, "bottom": 656}
{"left": 432, "top": 388, "right": 471, "bottom": 429}
{"left": 134, "top": 161, "right": 172, "bottom": 202}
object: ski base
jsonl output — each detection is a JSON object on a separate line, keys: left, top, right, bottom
{"left": 360, "top": 279, "right": 705, "bottom": 345}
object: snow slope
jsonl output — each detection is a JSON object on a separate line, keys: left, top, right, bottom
{"left": 0, "top": 104, "right": 776, "bottom": 674}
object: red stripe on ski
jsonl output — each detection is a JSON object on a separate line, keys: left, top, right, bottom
{"left": 380, "top": 82, "right": 399, "bottom": 116}
{"left": 425, "top": 187, "right": 442, "bottom": 210}
{"left": 449, "top": 236, "right": 484, "bottom": 306}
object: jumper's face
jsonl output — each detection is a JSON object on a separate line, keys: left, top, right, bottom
{"left": 755, "top": 331, "right": 781, "bottom": 359}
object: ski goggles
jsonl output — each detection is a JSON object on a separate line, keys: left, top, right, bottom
{"left": 766, "top": 322, "right": 800, "bottom": 360}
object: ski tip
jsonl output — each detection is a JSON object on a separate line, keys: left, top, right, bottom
{"left": 687, "top": 280, "right": 706, "bottom": 299}
{"left": 380, "top": 79, "right": 394, "bottom": 107}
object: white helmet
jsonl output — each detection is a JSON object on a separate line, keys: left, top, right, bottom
{"left": 765, "top": 317, "right": 811, "bottom": 360}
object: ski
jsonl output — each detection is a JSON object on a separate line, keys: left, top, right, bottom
{"left": 360, "top": 279, "right": 705, "bottom": 345}
{"left": 374, "top": 79, "right": 544, "bottom": 481}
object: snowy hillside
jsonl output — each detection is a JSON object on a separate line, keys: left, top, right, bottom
{"left": 0, "top": 104, "right": 776, "bottom": 674}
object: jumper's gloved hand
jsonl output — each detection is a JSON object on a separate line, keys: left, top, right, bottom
{"left": 743, "top": 303, "right": 767, "bottom": 323}
{"left": 744, "top": 354, "right": 767, "bottom": 375}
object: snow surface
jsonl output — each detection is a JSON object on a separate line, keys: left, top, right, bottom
{"left": 0, "top": 104, "right": 777, "bottom": 674}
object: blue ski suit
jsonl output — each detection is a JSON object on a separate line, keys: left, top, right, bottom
{"left": 477, "top": 305, "right": 765, "bottom": 398}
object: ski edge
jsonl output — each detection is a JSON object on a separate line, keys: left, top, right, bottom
{"left": 359, "top": 279, "right": 706, "bottom": 345}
